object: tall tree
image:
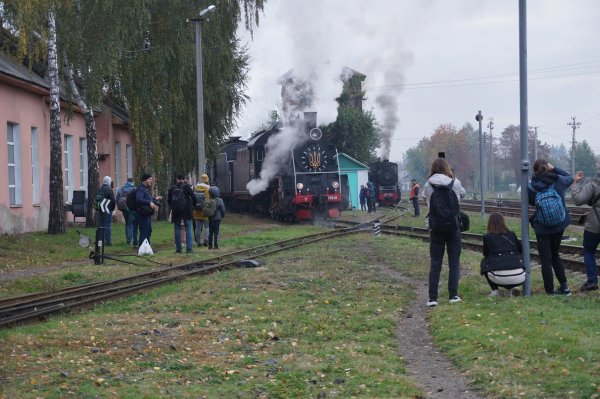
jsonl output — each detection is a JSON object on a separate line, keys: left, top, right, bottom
{"left": 570, "top": 140, "right": 597, "bottom": 177}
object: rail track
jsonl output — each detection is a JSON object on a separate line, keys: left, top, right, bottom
{"left": 0, "top": 219, "right": 396, "bottom": 328}
{"left": 459, "top": 199, "right": 590, "bottom": 224}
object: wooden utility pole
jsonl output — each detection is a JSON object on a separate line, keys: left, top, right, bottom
{"left": 568, "top": 117, "right": 581, "bottom": 176}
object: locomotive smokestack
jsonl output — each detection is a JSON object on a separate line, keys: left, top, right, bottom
{"left": 304, "top": 112, "right": 317, "bottom": 131}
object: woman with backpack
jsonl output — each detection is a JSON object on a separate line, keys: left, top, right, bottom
{"left": 528, "top": 159, "right": 573, "bottom": 295}
{"left": 421, "top": 158, "right": 466, "bottom": 307}
{"left": 481, "top": 213, "right": 525, "bottom": 297}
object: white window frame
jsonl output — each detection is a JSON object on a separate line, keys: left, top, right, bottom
{"left": 126, "top": 144, "right": 133, "bottom": 180}
{"left": 64, "top": 134, "right": 74, "bottom": 203}
{"left": 114, "top": 141, "right": 122, "bottom": 188}
{"left": 79, "top": 138, "right": 88, "bottom": 192}
{"left": 7, "top": 123, "right": 22, "bottom": 207}
{"left": 31, "top": 127, "right": 40, "bottom": 205}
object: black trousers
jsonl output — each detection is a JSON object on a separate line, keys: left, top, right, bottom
{"left": 429, "top": 229, "right": 461, "bottom": 301}
{"left": 536, "top": 230, "right": 568, "bottom": 294}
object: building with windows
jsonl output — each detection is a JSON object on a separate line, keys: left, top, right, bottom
{"left": 0, "top": 53, "right": 135, "bottom": 234}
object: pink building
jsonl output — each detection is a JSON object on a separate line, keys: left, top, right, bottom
{"left": 0, "top": 53, "right": 135, "bottom": 234}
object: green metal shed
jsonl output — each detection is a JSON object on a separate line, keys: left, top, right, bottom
{"left": 336, "top": 153, "right": 370, "bottom": 210}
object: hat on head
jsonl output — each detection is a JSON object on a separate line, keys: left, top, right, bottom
{"left": 103, "top": 176, "right": 112, "bottom": 185}
{"left": 127, "top": 177, "right": 134, "bottom": 183}
{"left": 176, "top": 174, "right": 185, "bottom": 181}
{"left": 201, "top": 174, "right": 209, "bottom": 183}
{"left": 411, "top": 178, "right": 417, "bottom": 182}
{"left": 141, "top": 173, "right": 152, "bottom": 183}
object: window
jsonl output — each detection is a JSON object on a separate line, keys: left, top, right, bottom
{"left": 7, "top": 123, "right": 22, "bottom": 206}
{"left": 79, "top": 138, "right": 88, "bottom": 192}
{"left": 64, "top": 134, "right": 74, "bottom": 202}
{"left": 31, "top": 127, "right": 40, "bottom": 205}
{"left": 126, "top": 144, "right": 133, "bottom": 180}
{"left": 115, "top": 142, "right": 122, "bottom": 188}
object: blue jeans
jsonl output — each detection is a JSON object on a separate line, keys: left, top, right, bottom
{"left": 174, "top": 219, "right": 193, "bottom": 251}
{"left": 208, "top": 218, "right": 221, "bottom": 248}
{"left": 583, "top": 230, "right": 600, "bottom": 284}
{"left": 429, "top": 229, "right": 462, "bottom": 300}
{"left": 138, "top": 215, "right": 152, "bottom": 246}
{"left": 98, "top": 211, "right": 112, "bottom": 245}
{"left": 536, "top": 231, "right": 568, "bottom": 293}
{"left": 412, "top": 197, "right": 420, "bottom": 216}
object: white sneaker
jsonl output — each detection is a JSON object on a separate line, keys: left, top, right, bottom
{"left": 449, "top": 296, "right": 462, "bottom": 304}
{"left": 489, "top": 290, "right": 500, "bottom": 298}
{"left": 426, "top": 299, "right": 438, "bottom": 307}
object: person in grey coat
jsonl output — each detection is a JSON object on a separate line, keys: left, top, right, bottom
{"left": 570, "top": 162, "right": 600, "bottom": 292}
{"left": 207, "top": 186, "right": 226, "bottom": 249}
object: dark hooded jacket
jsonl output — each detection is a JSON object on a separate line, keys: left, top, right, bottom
{"left": 527, "top": 166, "right": 573, "bottom": 235}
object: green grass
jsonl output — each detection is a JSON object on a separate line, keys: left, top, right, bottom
{"left": 0, "top": 212, "right": 598, "bottom": 398}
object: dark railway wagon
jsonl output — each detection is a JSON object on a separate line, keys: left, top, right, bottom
{"left": 214, "top": 113, "right": 343, "bottom": 221}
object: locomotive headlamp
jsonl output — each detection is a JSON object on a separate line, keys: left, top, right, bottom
{"left": 332, "top": 181, "right": 339, "bottom": 189}
{"left": 296, "top": 183, "right": 304, "bottom": 190}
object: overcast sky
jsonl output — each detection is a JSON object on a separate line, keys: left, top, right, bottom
{"left": 235, "top": 0, "right": 600, "bottom": 162}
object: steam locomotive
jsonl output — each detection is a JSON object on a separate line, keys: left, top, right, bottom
{"left": 368, "top": 159, "right": 401, "bottom": 206}
{"left": 213, "top": 112, "right": 343, "bottom": 221}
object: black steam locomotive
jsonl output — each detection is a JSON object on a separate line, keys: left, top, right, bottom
{"left": 213, "top": 112, "right": 343, "bottom": 221}
{"left": 368, "top": 159, "right": 401, "bottom": 206}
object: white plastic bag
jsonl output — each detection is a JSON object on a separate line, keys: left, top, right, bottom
{"left": 138, "top": 238, "right": 154, "bottom": 256}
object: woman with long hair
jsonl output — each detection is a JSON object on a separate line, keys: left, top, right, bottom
{"left": 421, "top": 157, "right": 466, "bottom": 307}
{"left": 481, "top": 213, "right": 525, "bottom": 297}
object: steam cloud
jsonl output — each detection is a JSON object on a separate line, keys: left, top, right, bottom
{"left": 246, "top": 124, "right": 309, "bottom": 195}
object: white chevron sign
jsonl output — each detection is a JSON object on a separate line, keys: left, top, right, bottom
{"left": 100, "top": 198, "right": 110, "bottom": 213}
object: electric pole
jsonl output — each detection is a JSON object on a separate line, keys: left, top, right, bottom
{"left": 487, "top": 118, "right": 494, "bottom": 192}
{"left": 533, "top": 126, "right": 538, "bottom": 160}
{"left": 567, "top": 117, "right": 581, "bottom": 176}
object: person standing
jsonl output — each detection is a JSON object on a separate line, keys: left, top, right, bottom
{"left": 528, "top": 159, "right": 573, "bottom": 295}
{"left": 193, "top": 174, "right": 211, "bottom": 247}
{"left": 570, "top": 165, "right": 600, "bottom": 292}
{"left": 116, "top": 177, "right": 136, "bottom": 245}
{"left": 168, "top": 174, "right": 197, "bottom": 254}
{"left": 136, "top": 173, "right": 160, "bottom": 247}
{"left": 207, "top": 185, "right": 226, "bottom": 249}
{"left": 421, "top": 158, "right": 466, "bottom": 306}
{"left": 359, "top": 185, "right": 367, "bottom": 212}
{"left": 481, "top": 213, "right": 525, "bottom": 297}
{"left": 409, "top": 179, "right": 420, "bottom": 217}
{"left": 97, "top": 176, "right": 115, "bottom": 246}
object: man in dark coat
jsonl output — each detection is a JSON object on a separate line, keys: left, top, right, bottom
{"left": 136, "top": 173, "right": 160, "bottom": 247}
{"left": 167, "top": 174, "right": 197, "bottom": 253}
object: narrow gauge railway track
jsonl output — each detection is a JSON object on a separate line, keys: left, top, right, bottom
{"left": 460, "top": 203, "right": 589, "bottom": 224}
{"left": 0, "top": 224, "right": 378, "bottom": 329}
{"left": 335, "top": 220, "right": 590, "bottom": 275}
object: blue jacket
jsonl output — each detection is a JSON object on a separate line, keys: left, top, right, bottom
{"left": 527, "top": 166, "right": 573, "bottom": 235}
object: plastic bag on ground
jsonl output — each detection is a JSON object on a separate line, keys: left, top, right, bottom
{"left": 138, "top": 239, "right": 154, "bottom": 256}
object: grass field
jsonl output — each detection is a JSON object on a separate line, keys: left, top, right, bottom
{"left": 0, "top": 211, "right": 598, "bottom": 398}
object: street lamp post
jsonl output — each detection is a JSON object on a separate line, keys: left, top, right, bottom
{"left": 476, "top": 111, "right": 485, "bottom": 223}
{"left": 193, "top": 5, "right": 216, "bottom": 176}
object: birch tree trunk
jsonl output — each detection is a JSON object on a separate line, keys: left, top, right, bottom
{"left": 47, "top": 7, "right": 66, "bottom": 234}
{"left": 64, "top": 55, "right": 100, "bottom": 227}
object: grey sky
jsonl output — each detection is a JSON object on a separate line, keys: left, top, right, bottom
{"left": 235, "top": 0, "right": 600, "bottom": 161}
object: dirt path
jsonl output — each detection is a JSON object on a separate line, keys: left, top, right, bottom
{"left": 362, "top": 242, "right": 485, "bottom": 399}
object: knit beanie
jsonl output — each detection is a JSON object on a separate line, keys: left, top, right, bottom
{"left": 201, "top": 174, "right": 209, "bottom": 183}
{"left": 141, "top": 173, "right": 152, "bottom": 183}
{"left": 103, "top": 176, "right": 112, "bottom": 185}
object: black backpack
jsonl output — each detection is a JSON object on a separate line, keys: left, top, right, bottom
{"left": 125, "top": 187, "right": 138, "bottom": 210}
{"left": 428, "top": 179, "right": 460, "bottom": 232}
{"left": 171, "top": 187, "right": 190, "bottom": 214}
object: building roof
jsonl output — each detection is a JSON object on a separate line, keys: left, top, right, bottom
{"left": 0, "top": 52, "right": 48, "bottom": 92}
{"left": 336, "top": 153, "right": 369, "bottom": 171}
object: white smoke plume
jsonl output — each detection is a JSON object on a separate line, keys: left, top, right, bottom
{"left": 375, "top": 94, "right": 399, "bottom": 160}
{"left": 246, "top": 124, "right": 309, "bottom": 195}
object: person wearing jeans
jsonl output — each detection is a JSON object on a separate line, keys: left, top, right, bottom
{"left": 570, "top": 166, "right": 600, "bottom": 291}
{"left": 167, "top": 174, "right": 197, "bottom": 254}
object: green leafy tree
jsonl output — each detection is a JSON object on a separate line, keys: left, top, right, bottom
{"left": 321, "top": 105, "right": 381, "bottom": 164}
{"left": 404, "top": 138, "right": 430, "bottom": 183}
{"left": 570, "top": 140, "right": 597, "bottom": 177}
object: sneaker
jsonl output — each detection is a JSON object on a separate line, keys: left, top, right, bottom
{"left": 580, "top": 281, "right": 599, "bottom": 292}
{"left": 489, "top": 290, "right": 500, "bottom": 298}
{"left": 175, "top": 249, "right": 182, "bottom": 254}
{"left": 449, "top": 296, "right": 462, "bottom": 303}
{"left": 510, "top": 287, "right": 521, "bottom": 297}
{"left": 186, "top": 249, "right": 194, "bottom": 254}
{"left": 556, "top": 287, "right": 572, "bottom": 296}
{"left": 203, "top": 240, "right": 209, "bottom": 247}
{"left": 426, "top": 299, "right": 438, "bottom": 307}
{"left": 208, "top": 246, "right": 213, "bottom": 250}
